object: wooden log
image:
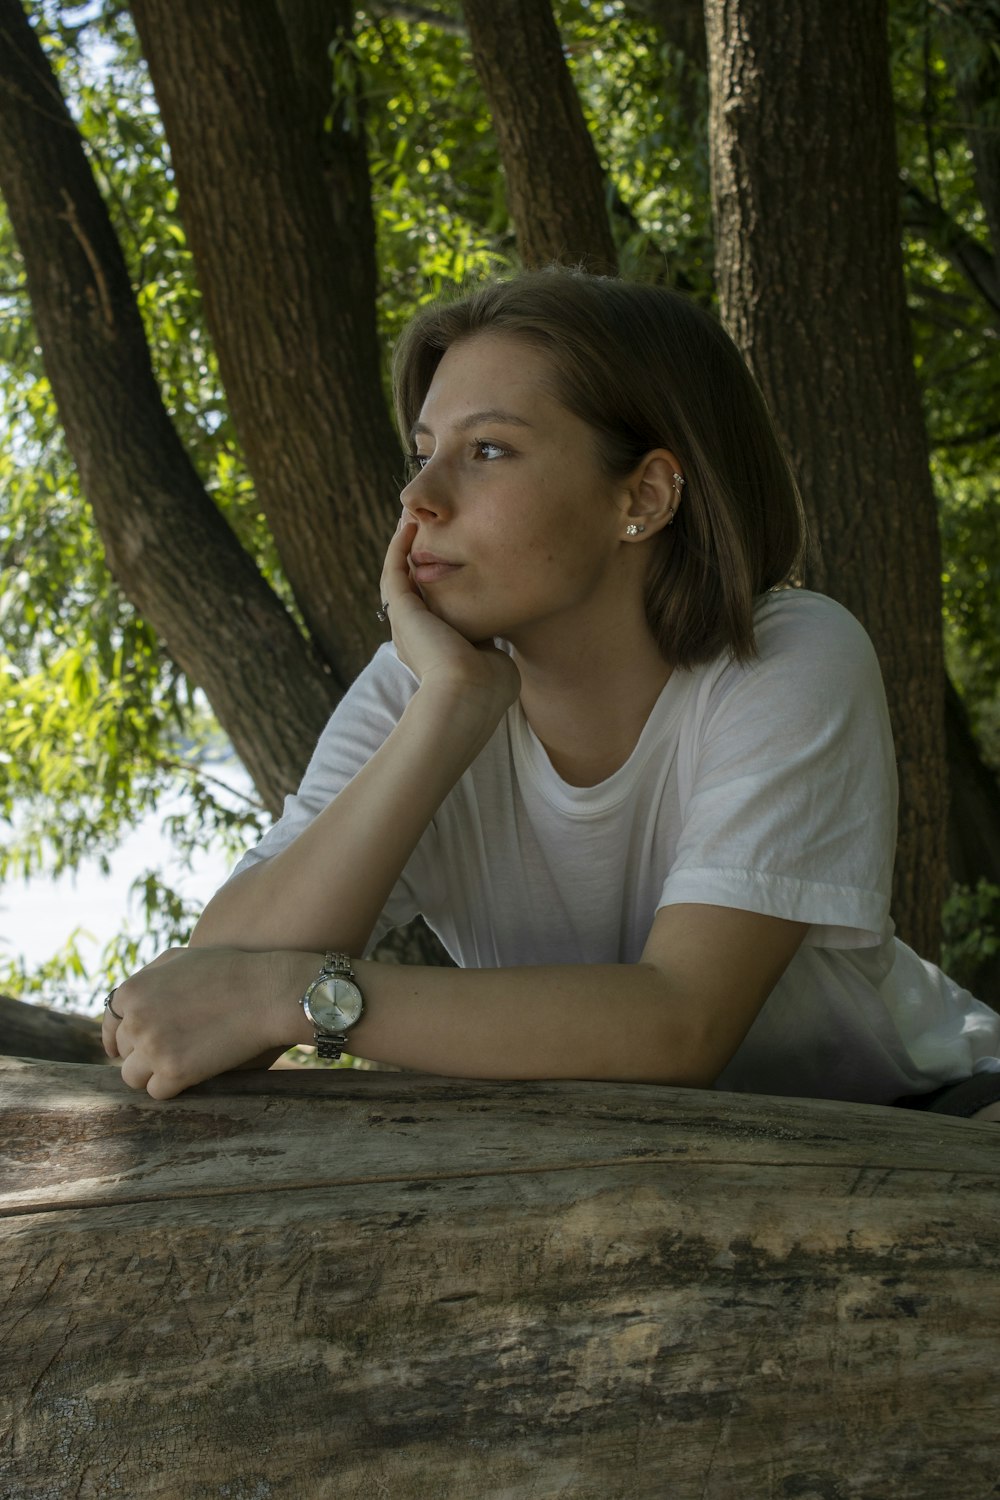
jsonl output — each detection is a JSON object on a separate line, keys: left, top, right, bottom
{"left": 0, "top": 993, "right": 106, "bottom": 1064}
{"left": 1, "top": 1057, "right": 998, "bottom": 1498}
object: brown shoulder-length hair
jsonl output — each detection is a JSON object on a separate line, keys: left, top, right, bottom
{"left": 392, "top": 268, "right": 805, "bottom": 669}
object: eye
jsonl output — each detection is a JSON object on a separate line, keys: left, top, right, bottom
{"left": 473, "top": 440, "right": 510, "bottom": 461}
{"left": 404, "top": 452, "right": 431, "bottom": 478}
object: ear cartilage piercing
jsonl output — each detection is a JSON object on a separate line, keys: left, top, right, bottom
{"left": 625, "top": 523, "right": 645, "bottom": 536}
{"left": 673, "top": 472, "right": 686, "bottom": 490}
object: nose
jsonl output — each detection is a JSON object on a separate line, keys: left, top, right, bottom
{"left": 400, "top": 461, "right": 450, "bottom": 521}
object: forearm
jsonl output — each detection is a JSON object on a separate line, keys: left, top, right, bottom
{"left": 109, "top": 909, "right": 799, "bottom": 1100}
{"left": 276, "top": 952, "right": 713, "bottom": 1086}
{"left": 191, "top": 683, "right": 503, "bottom": 955}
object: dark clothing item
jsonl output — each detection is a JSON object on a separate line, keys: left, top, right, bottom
{"left": 894, "top": 1072, "right": 1000, "bottom": 1118}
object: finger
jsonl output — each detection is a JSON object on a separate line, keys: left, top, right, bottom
{"left": 384, "top": 516, "right": 417, "bottom": 568}
{"left": 101, "top": 989, "right": 123, "bottom": 1056}
{"left": 145, "top": 1068, "right": 188, "bottom": 1102}
{"left": 113, "top": 1020, "right": 134, "bottom": 1061}
{"left": 379, "top": 520, "right": 420, "bottom": 607}
{"left": 102, "top": 1016, "right": 121, "bottom": 1058}
{"left": 119, "top": 1049, "right": 154, "bottom": 1094}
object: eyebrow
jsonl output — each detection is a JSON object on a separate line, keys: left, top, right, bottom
{"left": 410, "top": 408, "right": 534, "bottom": 443}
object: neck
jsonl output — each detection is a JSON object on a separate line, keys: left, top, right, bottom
{"left": 509, "top": 609, "right": 673, "bottom": 787}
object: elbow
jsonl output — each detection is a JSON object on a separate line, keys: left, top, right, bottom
{"left": 634, "top": 964, "right": 731, "bottom": 1091}
{"left": 646, "top": 1051, "right": 719, "bottom": 1091}
{"left": 188, "top": 904, "right": 229, "bottom": 949}
{"left": 188, "top": 868, "right": 261, "bottom": 949}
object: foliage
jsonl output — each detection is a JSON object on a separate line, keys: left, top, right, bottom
{"left": 0, "top": 1, "right": 272, "bottom": 1002}
{"left": 942, "top": 880, "right": 1000, "bottom": 993}
{"left": 561, "top": 0, "right": 713, "bottom": 296}
{"left": 890, "top": 0, "right": 1000, "bottom": 766}
{"left": 355, "top": 4, "right": 507, "bottom": 340}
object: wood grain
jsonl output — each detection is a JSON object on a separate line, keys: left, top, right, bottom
{"left": 1, "top": 1059, "right": 997, "bottom": 1499}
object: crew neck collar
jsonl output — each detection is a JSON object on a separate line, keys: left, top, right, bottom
{"left": 509, "top": 670, "right": 692, "bottom": 815}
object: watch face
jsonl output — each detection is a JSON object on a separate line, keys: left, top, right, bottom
{"left": 306, "top": 975, "right": 364, "bottom": 1032}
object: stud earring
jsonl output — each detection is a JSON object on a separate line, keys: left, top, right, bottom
{"left": 673, "top": 472, "right": 686, "bottom": 494}
{"left": 625, "top": 523, "right": 645, "bottom": 536}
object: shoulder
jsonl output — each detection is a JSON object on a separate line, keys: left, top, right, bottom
{"left": 752, "top": 588, "right": 877, "bottom": 666}
{"left": 675, "top": 590, "right": 889, "bottom": 755}
{"left": 698, "top": 589, "right": 882, "bottom": 703}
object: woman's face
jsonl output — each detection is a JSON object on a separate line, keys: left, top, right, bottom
{"left": 400, "top": 333, "right": 639, "bottom": 649}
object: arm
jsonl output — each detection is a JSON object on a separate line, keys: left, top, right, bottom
{"left": 103, "top": 903, "right": 808, "bottom": 1099}
{"left": 190, "top": 679, "right": 504, "bottom": 956}
{"left": 190, "top": 517, "right": 521, "bottom": 956}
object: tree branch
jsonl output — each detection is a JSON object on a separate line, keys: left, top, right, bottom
{"left": 932, "top": 419, "right": 1000, "bottom": 449}
{"left": 461, "top": 0, "right": 616, "bottom": 273}
{"left": 902, "top": 176, "right": 1000, "bottom": 319}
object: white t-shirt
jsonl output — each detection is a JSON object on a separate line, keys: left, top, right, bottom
{"left": 232, "top": 589, "right": 1000, "bottom": 1103}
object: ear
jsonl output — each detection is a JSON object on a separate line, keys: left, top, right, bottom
{"left": 620, "top": 449, "right": 686, "bottom": 539}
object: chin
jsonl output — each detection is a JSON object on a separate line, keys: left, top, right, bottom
{"left": 431, "top": 600, "right": 505, "bottom": 642}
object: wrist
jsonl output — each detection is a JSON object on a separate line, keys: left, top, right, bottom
{"left": 268, "top": 949, "right": 324, "bottom": 1048}
{"left": 410, "top": 674, "right": 511, "bottom": 744}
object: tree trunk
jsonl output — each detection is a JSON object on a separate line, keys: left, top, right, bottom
{"left": 461, "top": 0, "right": 617, "bottom": 273}
{"left": 2, "top": 1057, "right": 997, "bottom": 1498}
{"left": 706, "top": 0, "right": 949, "bottom": 959}
{"left": 129, "top": 0, "right": 401, "bottom": 685}
{"left": 276, "top": 0, "right": 380, "bottom": 322}
{"left": 0, "top": 0, "right": 335, "bottom": 813}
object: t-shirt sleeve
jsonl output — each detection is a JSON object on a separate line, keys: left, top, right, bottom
{"left": 225, "top": 643, "right": 436, "bottom": 952}
{"left": 658, "top": 593, "right": 897, "bottom": 948}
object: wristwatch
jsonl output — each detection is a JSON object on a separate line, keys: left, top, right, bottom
{"left": 300, "top": 952, "right": 365, "bottom": 1060}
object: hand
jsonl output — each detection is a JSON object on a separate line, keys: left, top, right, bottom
{"left": 102, "top": 946, "right": 306, "bottom": 1100}
{"left": 380, "top": 518, "right": 521, "bottom": 715}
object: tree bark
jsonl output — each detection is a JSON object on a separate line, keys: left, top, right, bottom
{"left": 276, "top": 0, "right": 379, "bottom": 321}
{"left": 0, "top": 0, "right": 335, "bottom": 813}
{"left": 706, "top": 0, "right": 949, "bottom": 959}
{"left": 2, "top": 1058, "right": 998, "bottom": 1498}
{"left": 461, "top": 0, "right": 617, "bottom": 273}
{"left": 128, "top": 0, "right": 401, "bottom": 684}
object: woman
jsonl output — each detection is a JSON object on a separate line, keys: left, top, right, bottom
{"left": 103, "top": 269, "right": 1000, "bottom": 1115}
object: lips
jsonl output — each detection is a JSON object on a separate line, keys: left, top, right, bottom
{"left": 409, "top": 549, "right": 463, "bottom": 586}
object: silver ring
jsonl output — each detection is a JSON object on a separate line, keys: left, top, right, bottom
{"left": 104, "top": 988, "right": 124, "bottom": 1021}
{"left": 376, "top": 601, "right": 389, "bottom": 623}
